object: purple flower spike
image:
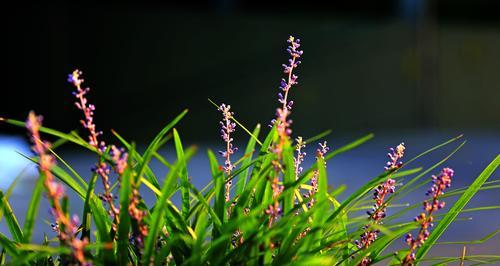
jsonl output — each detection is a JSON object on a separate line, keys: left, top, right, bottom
{"left": 385, "top": 142, "right": 405, "bottom": 171}
{"left": 68, "top": 69, "right": 105, "bottom": 151}
{"left": 272, "top": 36, "right": 303, "bottom": 143}
{"left": 293, "top": 137, "right": 306, "bottom": 180}
{"left": 26, "top": 111, "right": 89, "bottom": 264}
{"left": 218, "top": 103, "right": 238, "bottom": 202}
{"left": 403, "top": 168, "right": 454, "bottom": 265}
{"left": 302, "top": 141, "right": 330, "bottom": 210}
{"left": 355, "top": 142, "right": 406, "bottom": 264}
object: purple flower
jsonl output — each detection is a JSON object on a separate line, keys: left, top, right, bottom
{"left": 26, "top": 111, "right": 89, "bottom": 264}
{"left": 272, "top": 36, "right": 303, "bottom": 141}
{"left": 385, "top": 143, "right": 405, "bottom": 171}
{"left": 403, "top": 168, "right": 454, "bottom": 265}
{"left": 110, "top": 145, "right": 128, "bottom": 175}
{"left": 68, "top": 69, "right": 105, "bottom": 151}
{"left": 355, "top": 143, "right": 405, "bottom": 264}
{"left": 267, "top": 36, "right": 304, "bottom": 229}
{"left": 302, "top": 142, "right": 329, "bottom": 209}
{"left": 218, "top": 103, "right": 238, "bottom": 202}
{"left": 294, "top": 137, "right": 306, "bottom": 179}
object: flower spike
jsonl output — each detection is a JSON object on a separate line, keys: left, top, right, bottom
{"left": 402, "top": 168, "right": 454, "bottom": 265}
{"left": 26, "top": 111, "right": 89, "bottom": 265}
{"left": 355, "top": 142, "right": 405, "bottom": 265}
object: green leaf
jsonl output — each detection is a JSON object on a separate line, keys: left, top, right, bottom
{"left": 142, "top": 151, "right": 187, "bottom": 265}
{"left": 47, "top": 146, "right": 87, "bottom": 188}
{"left": 89, "top": 199, "right": 112, "bottom": 243}
{"left": 436, "top": 229, "right": 500, "bottom": 245}
{"left": 137, "top": 109, "right": 189, "bottom": 192}
{"left": 191, "top": 208, "right": 209, "bottom": 265}
{"left": 0, "top": 192, "right": 23, "bottom": 242}
{"left": 2, "top": 118, "right": 88, "bottom": 148}
{"left": 81, "top": 172, "right": 99, "bottom": 240}
{"left": 282, "top": 145, "right": 296, "bottom": 215}
{"left": 0, "top": 232, "right": 18, "bottom": 257}
{"left": 236, "top": 124, "right": 261, "bottom": 196}
{"left": 117, "top": 145, "right": 134, "bottom": 266}
{"left": 303, "top": 129, "right": 333, "bottom": 144}
{"left": 188, "top": 182, "right": 222, "bottom": 232}
{"left": 324, "top": 133, "right": 374, "bottom": 161}
{"left": 415, "top": 155, "right": 500, "bottom": 264}
{"left": 209, "top": 150, "right": 224, "bottom": 236}
{"left": 17, "top": 152, "right": 88, "bottom": 199}
{"left": 173, "top": 128, "right": 191, "bottom": 222}
{"left": 22, "top": 173, "right": 44, "bottom": 243}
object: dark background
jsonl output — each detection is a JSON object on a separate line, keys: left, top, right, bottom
{"left": 2, "top": 0, "right": 500, "bottom": 144}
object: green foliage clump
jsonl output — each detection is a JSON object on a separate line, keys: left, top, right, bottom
{"left": 0, "top": 37, "right": 499, "bottom": 266}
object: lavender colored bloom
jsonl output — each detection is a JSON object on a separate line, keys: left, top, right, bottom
{"left": 294, "top": 136, "right": 306, "bottom": 180}
{"left": 68, "top": 69, "right": 105, "bottom": 152}
{"left": 385, "top": 142, "right": 405, "bottom": 171}
{"left": 303, "top": 142, "right": 329, "bottom": 209}
{"left": 267, "top": 36, "right": 303, "bottom": 228}
{"left": 68, "top": 70, "right": 128, "bottom": 224}
{"left": 403, "top": 168, "right": 454, "bottom": 265}
{"left": 218, "top": 103, "right": 238, "bottom": 202}
{"left": 273, "top": 36, "right": 303, "bottom": 144}
{"left": 110, "top": 145, "right": 128, "bottom": 176}
{"left": 355, "top": 143, "right": 405, "bottom": 265}
{"left": 26, "top": 111, "right": 89, "bottom": 264}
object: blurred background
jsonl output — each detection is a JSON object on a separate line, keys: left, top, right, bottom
{"left": 1, "top": 0, "right": 499, "bottom": 263}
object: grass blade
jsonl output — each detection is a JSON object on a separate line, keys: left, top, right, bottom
{"left": 22, "top": 175, "right": 44, "bottom": 243}
{"left": 0, "top": 192, "right": 23, "bottom": 242}
{"left": 142, "top": 152, "right": 187, "bottom": 265}
{"left": 173, "top": 128, "right": 191, "bottom": 222}
{"left": 117, "top": 145, "right": 134, "bottom": 265}
{"left": 236, "top": 124, "right": 261, "bottom": 196}
{"left": 137, "top": 109, "right": 189, "bottom": 191}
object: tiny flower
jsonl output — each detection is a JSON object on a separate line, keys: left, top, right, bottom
{"left": 26, "top": 111, "right": 88, "bottom": 264}
{"left": 110, "top": 145, "right": 128, "bottom": 175}
{"left": 68, "top": 70, "right": 123, "bottom": 222}
{"left": 403, "top": 168, "right": 454, "bottom": 265}
{"left": 218, "top": 103, "right": 238, "bottom": 202}
{"left": 385, "top": 142, "right": 405, "bottom": 171}
{"left": 294, "top": 137, "right": 306, "bottom": 179}
{"left": 355, "top": 143, "right": 405, "bottom": 265}
{"left": 301, "top": 142, "right": 329, "bottom": 215}
{"left": 267, "top": 36, "right": 304, "bottom": 228}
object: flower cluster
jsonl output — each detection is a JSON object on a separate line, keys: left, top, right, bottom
{"left": 68, "top": 70, "right": 149, "bottom": 248}
{"left": 69, "top": 70, "right": 122, "bottom": 223}
{"left": 68, "top": 70, "right": 105, "bottom": 152}
{"left": 385, "top": 142, "right": 405, "bottom": 171}
{"left": 94, "top": 162, "right": 120, "bottom": 219}
{"left": 303, "top": 142, "right": 329, "bottom": 208}
{"left": 267, "top": 36, "right": 303, "bottom": 227}
{"left": 272, "top": 36, "right": 303, "bottom": 145}
{"left": 355, "top": 143, "right": 405, "bottom": 266}
{"left": 294, "top": 136, "right": 306, "bottom": 180}
{"left": 403, "top": 168, "right": 454, "bottom": 265}
{"left": 26, "top": 111, "right": 89, "bottom": 265}
{"left": 110, "top": 145, "right": 128, "bottom": 176}
{"left": 129, "top": 185, "right": 148, "bottom": 248}
{"left": 218, "top": 103, "right": 238, "bottom": 202}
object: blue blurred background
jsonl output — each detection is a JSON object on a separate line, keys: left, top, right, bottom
{"left": 1, "top": 0, "right": 499, "bottom": 263}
